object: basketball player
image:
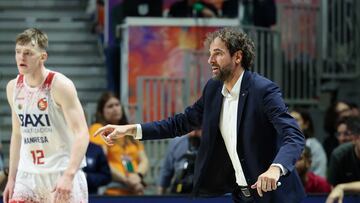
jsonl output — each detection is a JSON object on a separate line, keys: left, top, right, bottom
{"left": 3, "top": 28, "right": 89, "bottom": 203}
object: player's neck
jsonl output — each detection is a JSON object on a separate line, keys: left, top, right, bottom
{"left": 24, "top": 66, "right": 47, "bottom": 88}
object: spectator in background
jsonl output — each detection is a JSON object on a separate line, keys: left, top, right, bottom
{"left": 221, "top": 0, "right": 238, "bottom": 18}
{"left": 87, "top": 0, "right": 104, "bottom": 39}
{"left": 168, "top": 0, "right": 219, "bottom": 17}
{"left": 243, "top": 0, "right": 277, "bottom": 28}
{"left": 295, "top": 146, "right": 331, "bottom": 194}
{"left": 290, "top": 109, "right": 327, "bottom": 177}
{"left": 323, "top": 100, "right": 352, "bottom": 159}
{"left": 157, "top": 129, "right": 201, "bottom": 195}
{"left": 89, "top": 92, "right": 149, "bottom": 195}
{"left": 336, "top": 117, "right": 357, "bottom": 145}
{"left": 83, "top": 142, "right": 111, "bottom": 194}
{"left": 349, "top": 103, "right": 360, "bottom": 117}
{"left": 327, "top": 116, "right": 360, "bottom": 187}
{"left": 94, "top": 1, "right": 105, "bottom": 38}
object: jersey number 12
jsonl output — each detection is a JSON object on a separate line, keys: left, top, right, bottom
{"left": 31, "top": 150, "right": 45, "bottom": 165}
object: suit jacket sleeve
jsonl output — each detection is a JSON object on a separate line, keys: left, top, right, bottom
{"left": 262, "top": 82, "right": 305, "bottom": 173}
{"left": 140, "top": 86, "right": 205, "bottom": 140}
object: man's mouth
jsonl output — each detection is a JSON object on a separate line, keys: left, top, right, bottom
{"left": 212, "top": 66, "right": 219, "bottom": 73}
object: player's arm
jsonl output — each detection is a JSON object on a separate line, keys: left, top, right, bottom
{"left": 136, "top": 150, "right": 149, "bottom": 176}
{"left": 52, "top": 74, "right": 89, "bottom": 177}
{"left": 3, "top": 79, "right": 22, "bottom": 202}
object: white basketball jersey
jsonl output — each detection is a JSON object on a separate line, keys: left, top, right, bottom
{"left": 13, "top": 71, "right": 86, "bottom": 173}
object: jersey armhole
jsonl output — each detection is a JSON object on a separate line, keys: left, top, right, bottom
{"left": 49, "top": 74, "right": 61, "bottom": 109}
{"left": 12, "top": 75, "right": 23, "bottom": 105}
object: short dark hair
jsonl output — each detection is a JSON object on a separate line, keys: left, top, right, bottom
{"left": 204, "top": 27, "right": 255, "bottom": 70}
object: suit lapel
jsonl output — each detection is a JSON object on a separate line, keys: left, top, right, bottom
{"left": 237, "top": 71, "right": 251, "bottom": 134}
{"left": 209, "top": 84, "right": 224, "bottom": 144}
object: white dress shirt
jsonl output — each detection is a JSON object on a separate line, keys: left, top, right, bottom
{"left": 219, "top": 71, "right": 249, "bottom": 186}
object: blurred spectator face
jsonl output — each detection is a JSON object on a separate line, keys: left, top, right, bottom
{"left": 295, "top": 150, "right": 311, "bottom": 177}
{"left": 336, "top": 102, "right": 352, "bottom": 118}
{"left": 351, "top": 107, "right": 360, "bottom": 117}
{"left": 336, "top": 123, "right": 354, "bottom": 144}
{"left": 103, "top": 96, "right": 123, "bottom": 124}
{"left": 290, "top": 111, "right": 308, "bottom": 132}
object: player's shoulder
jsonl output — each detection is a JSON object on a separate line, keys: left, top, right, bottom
{"left": 51, "top": 71, "right": 72, "bottom": 84}
{"left": 6, "top": 78, "right": 17, "bottom": 92}
{"left": 51, "top": 71, "right": 75, "bottom": 90}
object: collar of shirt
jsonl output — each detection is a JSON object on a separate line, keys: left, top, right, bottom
{"left": 221, "top": 71, "right": 244, "bottom": 99}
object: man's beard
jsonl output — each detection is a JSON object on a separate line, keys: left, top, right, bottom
{"left": 212, "top": 64, "right": 232, "bottom": 82}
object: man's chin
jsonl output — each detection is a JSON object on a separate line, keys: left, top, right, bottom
{"left": 212, "top": 74, "right": 225, "bottom": 82}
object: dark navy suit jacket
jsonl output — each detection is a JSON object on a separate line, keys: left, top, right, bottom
{"left": 141, "top": 71, "right": 306, "bottom": 202}
{"left": 83, "top": 142, "right": 111, "bottom": 194}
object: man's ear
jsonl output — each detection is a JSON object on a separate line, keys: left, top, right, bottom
{"left": 235, "top": 50, "right": 242, "bottom": 64}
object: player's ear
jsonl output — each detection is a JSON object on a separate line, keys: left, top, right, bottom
{"left": 41, "top": 52, "right": 48, "bottom": 60}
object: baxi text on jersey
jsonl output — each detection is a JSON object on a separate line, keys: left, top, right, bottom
{"left": 18, "top": 114, "right": 51, "bottom": 127}
{"left": 23, "top": 136, "right": 49, "bottom": 144}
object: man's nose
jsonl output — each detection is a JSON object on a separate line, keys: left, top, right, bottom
{"left": 208, "top": 55, "right": 214, "bottom": 64}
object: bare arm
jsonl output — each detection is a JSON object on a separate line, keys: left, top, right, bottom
{"left": 3, "top": 79, "right": 22, "bottom": 203}
{"left": 340, "top": 181, "right": 360, "bottom": 192}
{"left": 136, "top": 150, "right": 149, "bottom": 175}
{"left": 326, "top": 181, "right": 360, "bottom": 203}
{"left": 52, "top": 74, "right": 89, "bottom": 177}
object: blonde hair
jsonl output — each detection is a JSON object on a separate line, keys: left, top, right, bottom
{"left": 15, "top": 28, "right": 48, "bottom": 50}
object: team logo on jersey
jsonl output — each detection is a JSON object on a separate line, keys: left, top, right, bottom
{"left": 37, "top": 98, "right": 48, "bottom": 111}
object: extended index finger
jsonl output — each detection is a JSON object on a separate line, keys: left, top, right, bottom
{"left": 93, "top": 125, "right": 109, "bottom": 137}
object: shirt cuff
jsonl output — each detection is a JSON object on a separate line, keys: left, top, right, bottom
{"left": 134, "top": 124, "right": 143, "bottom": 140}
{"left": 271, "top": 163, "right": 288, "bottom": 176}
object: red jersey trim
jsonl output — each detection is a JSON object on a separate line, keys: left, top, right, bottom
{"left": 16, "top": 74, "right": 24, "bottom": 87}
{"left": 43, "top": 72, "right": 56, "bottom": 89}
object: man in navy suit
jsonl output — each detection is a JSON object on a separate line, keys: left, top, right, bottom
{"left": 95, "top": 27, "right": 306, "bottom": 203}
